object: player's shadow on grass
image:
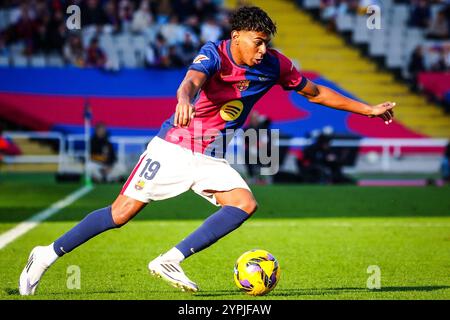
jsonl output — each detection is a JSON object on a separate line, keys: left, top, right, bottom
{"left": 6, "top": 286, "right": 449, "bottom": 298}
{"left": 268, "top": 286, "right": 450, "bottom": 297}
{"left": 4, "top": 287, "right": 177, "bottom": 297}
{"left": 4, "top": 287, "right": 127, "bottom": 296}
{"left": 5, "top": 288, "right": 19, "bottom": 295}
{"left": 195, "top": 286, "right": 450, "bottom": 297}
{"left": 194, "top": 289, "right": 245, "bottom": 297}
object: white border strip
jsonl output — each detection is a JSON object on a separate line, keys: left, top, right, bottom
{"left": 0, "top": 185, "right": 93, "bottom": 250}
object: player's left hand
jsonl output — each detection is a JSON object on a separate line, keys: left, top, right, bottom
{"left": 369, "top": 102, "right": 396, "bottom": 125}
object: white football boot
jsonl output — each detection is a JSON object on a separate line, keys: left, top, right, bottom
{"left": 19, "top": 246, "right": 53, "bottom": 295}
{"left": 148, "top": 255, "right": 198, "bottom": 293}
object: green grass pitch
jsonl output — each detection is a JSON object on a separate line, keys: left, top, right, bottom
{"left": 0, "top": 173, "right": 449, "bottom": 300}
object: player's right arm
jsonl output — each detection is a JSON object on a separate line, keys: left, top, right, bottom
{"left": 174, "top": 70, "right": 208, "bottom": 127}
{"left": 275, "top": 51, "right": 395, "bottom": 125}
{"left": 298, "top": 79, "right": 395, "bottom": 124}
{"left": 174, "top": 42, "right": 221, "bottom": 127}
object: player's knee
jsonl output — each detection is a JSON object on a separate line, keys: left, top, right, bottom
{"left": 111, "top": 195, "right": 146, "bottom": 226}
{"left": 111, "top": 204, "right": 135, "bottom": 227}
{"left": 241, "top": 198, "right": 258, "bottom": 216}
{"left": 111, "top": 209, "right": 130, "bottom": 227}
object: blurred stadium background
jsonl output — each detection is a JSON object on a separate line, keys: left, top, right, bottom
{"left": 0, "top": 0, "right": 449, "bottom": 183}
{"left": 0, "top": 0, "right": 449, "bottom": 300}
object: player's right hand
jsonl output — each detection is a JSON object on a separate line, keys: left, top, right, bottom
{"left": 174, "top": 101, "right": 195, "bottom": 127}
{"left": 369, "top": 101, "right": 396, "bottom": 125}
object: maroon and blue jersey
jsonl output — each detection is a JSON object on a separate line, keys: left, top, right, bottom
{"left": 157, "top": 39, "right": 308, "bottom": 157}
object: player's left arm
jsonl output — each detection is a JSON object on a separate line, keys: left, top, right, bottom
{"left": 297, "top": 79, "right": 395, "bottom": 125}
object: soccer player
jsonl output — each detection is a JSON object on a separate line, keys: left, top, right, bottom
{"left": 19, "top": 6, "right": 395, "bottom": 295}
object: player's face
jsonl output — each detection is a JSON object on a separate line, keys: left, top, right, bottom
{"left": 232, "top": 30, "right": 271, "bottom": 67}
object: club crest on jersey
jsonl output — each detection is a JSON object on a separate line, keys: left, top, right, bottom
{"left": 235, "top": 80, "right": 250, "bottom": 91}
{"left": 135, "top": 179, "right": 145, "bottom": 191}
{"left": 220, "top": 100, "right": 244, "bottom": 121}
{"left": 193, "top": 54, "right": 209, "bottom": 64}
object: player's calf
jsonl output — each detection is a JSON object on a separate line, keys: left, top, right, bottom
{"left": 175, "top": 205, "right": 252, "bottom": 260}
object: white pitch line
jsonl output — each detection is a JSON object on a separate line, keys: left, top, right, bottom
{"left": 0, "top": 185, "right": 93, "bottom": 250}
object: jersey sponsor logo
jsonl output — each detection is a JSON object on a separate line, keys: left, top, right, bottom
{"left": 258, "top": 76, "right": 269, "bottom": 81}
{"left": 135, "top": 179, "right": 145, "bottom": 191}
{"left": 220, "top": 100, "right": 244, "bottom": 121}
{"left": 235, "top": 80, "right": 250, "bottom": 91}
{"left": 193, "top": 54, "right": 209, "bottom": 64}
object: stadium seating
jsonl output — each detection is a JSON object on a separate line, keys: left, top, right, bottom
{"left": 29, "top": 55, "right": 46, "bottom": 68}
{"left": 46, "top": 55, "right": 64, "bottom": 67}
{"left": 0, "top": 31, "right": 152, "bottom": 69}
{"left": 0, "top": 5, "right": 183, "bottom": 69}
{"left": 239, "top": 0, "right": 450, "bottom": 138}
{"left": 303, "top": 0, "right": 443, "bottom": 77}
{"left": 0, "top": 56, "right": 8, "bottom": 66}
{"left": 11, "top": 55, "right": 27, "bottom": 67}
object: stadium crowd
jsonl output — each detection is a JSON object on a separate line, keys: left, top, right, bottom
{"left": 0, "top": 0, "right": 229, "bottom": 68}
{"left": 310, "top": 0, "right": 450, "bottom": 108}
{"left": 316, "top": 0, "right": 450, "bottom": 68}
{"left": 400, "top": 1, "right": 450, "bottom": 109}
{"left": 318, "top": 0, "right": 450, "bottom": 38}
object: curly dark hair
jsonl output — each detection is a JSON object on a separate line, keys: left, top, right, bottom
{"left": 230, "top": 6, "right": 277, "bottom": 36}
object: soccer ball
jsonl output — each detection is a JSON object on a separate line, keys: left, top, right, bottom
{"left": 233, "top": 249, "right": 281, "bottom": 296}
